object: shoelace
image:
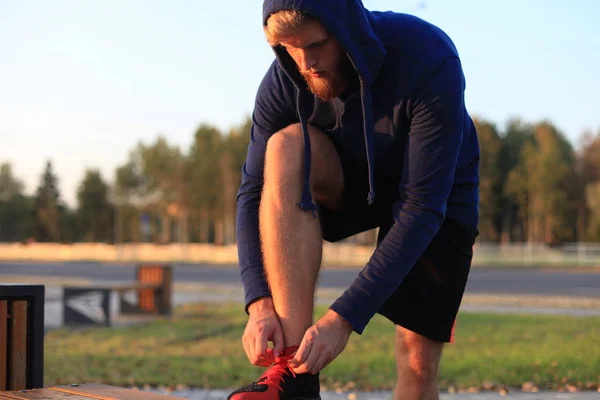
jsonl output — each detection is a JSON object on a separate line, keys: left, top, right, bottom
{"left": 256, "top": 350, "right": 297, "bottom": 392}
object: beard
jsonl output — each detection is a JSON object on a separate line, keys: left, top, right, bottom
{"left": 300, "top": 56, "right": 355, "bottom": 101}
{"left": 301, "top": 71, "right": 344, "bottom": 101}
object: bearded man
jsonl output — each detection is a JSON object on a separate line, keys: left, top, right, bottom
{"left": 230, "top": 1, "right": 480, "bottom": 399}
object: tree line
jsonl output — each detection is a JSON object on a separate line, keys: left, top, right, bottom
{"left": 1, "top": 116, "right": 599, "bottom": 245}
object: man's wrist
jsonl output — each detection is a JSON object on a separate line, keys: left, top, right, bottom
{"left": 328, "top": 308, "right": 353, "bottom": 334}
{"left": 247, "top": 296, "right": 274, "bottom": 315}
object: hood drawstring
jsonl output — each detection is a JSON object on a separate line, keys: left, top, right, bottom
{"left": 359, "top": 77, "right": 376, "bottom": 205}
{"left": 296, "top": 89, "right": 318, "bottom": 218}
{"left": 296, "top": 82, "right": 376, "bottom": 217}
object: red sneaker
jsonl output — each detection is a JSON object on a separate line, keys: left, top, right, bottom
{"left": 227, "top": 346, "right": 320, "bottom": 400}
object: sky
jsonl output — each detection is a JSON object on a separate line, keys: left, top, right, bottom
{"left": 1, "top": 0, "right": 600, "bottom": 207}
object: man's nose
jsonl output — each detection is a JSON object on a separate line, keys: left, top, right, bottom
{"left": 299, "top": 49, "right": 316, "bottom": 72}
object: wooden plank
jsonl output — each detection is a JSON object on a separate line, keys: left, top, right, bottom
{"left": 148, "top": 266, "right": 158, "bottom": 311}
{"left": 152, "top": 267, "right": 160, "bottom": 312}
{"left": 51, "top": 383, "right": 187, "bottom": 399}
{"left": 0, "top": 388, "right": 93, "bottom": 399}
{"left": 138, "top": 267, "right": 156, "bottom": 313}
{"left": 0, "top": 301, "right": 7, "bottom": 391}
{"left": 10, "top": 301, "right": 28, "bottom": 391}
{"left": 0, "top": 384, "right": 186, "bottom": 399}
{"left": 137, "top": 267, "right": 146, "bottom": 311}
{"left": 50, "top": 386, "right": 118, "bottom": 399}
{"left": 0, "top": 392, "right": 27, "bottom": 399}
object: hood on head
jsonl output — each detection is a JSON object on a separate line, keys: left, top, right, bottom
{"left": 262, "top": 0, "right": 386, "bottom": 87}
{"left": 262, "top": 0, "right": 386, "bottom": 212}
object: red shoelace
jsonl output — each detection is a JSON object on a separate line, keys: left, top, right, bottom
{"left": 256, "top": 349, "right": 297, "bottom": 392}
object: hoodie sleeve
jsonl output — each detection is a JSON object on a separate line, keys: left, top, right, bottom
{"left": 329, "top": 57, "right": 466, "bottom": 334}
{"left": 236, "top": 61, "right": 298, "bottom": 312}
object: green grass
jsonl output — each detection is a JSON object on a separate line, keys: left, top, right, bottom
{"left": 44, "top": 302, "right": 600, "bottom": 392}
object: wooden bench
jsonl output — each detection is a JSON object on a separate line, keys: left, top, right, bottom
{"left": 63, "top": 265, "right": 173, "bottom": 327}
{"left": 0, "top": 284, "right": 44, "bottom": 391}
{"left": 0, "top": 383, "right": 186, "bottom": 399}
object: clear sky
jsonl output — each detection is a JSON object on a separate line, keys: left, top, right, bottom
{"left": 1, "top": 0, "right": 599, "bottom": 206}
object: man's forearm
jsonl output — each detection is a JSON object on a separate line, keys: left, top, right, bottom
{"left": 329, "top": 207, "right": 442, "bottom": 334}
{"left": 236, "top": 189, "right": 271, "bottom": 311}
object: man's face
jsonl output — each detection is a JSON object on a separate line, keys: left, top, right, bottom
{"left": 278, "top": 19, "right": 352, "bottom": 101}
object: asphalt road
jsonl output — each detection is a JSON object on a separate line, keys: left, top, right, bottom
{"left": 1, "top": 262, "right": 600, "bottom": 298}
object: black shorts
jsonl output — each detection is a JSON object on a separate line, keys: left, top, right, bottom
{"left": 317, "top": 139, "right": 478, "bottom": 343}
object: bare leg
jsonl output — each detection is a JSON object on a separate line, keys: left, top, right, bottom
{"left": 260, "top": 123, "right": 344, "bottom": 347}
{"left": 393, "top": 326, "right": 444, "bottom": 400}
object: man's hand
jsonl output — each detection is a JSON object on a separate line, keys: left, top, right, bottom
{"left": 243, "top": 297, "right": 284, "bottom": 367}
{"left": 288, "top": 309, "right": 353, "bottom": 374}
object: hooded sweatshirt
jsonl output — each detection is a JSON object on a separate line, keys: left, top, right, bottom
{"left": 236, "top": 0, "right": 480, "bottom": 334}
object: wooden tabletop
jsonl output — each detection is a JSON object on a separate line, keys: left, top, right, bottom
{"left": 0, "top": 383, "right": 186, "bottom": 399}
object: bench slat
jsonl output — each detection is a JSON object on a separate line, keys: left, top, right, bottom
{"left": 0, "top": 388, "right": 94, "bottom": 399}
{"left": 52, "top": 383, "right": 186, "bottom": 399}
{"left": 138, "top": 267, "right": 160, "bottom": 312}
{"left": 0, "top": 393, "right": 28, "bottom": 399}
{"left": 10, "top": 301, "right": 28, "bottom": 391}
{"left": 0, "top": 301, "right": 7, "bottom": 391}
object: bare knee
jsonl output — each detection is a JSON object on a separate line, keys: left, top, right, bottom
{"left": 264, "top": 124, "right": 304, "bottom": 187}
{"left": 263, "top": 123, "right": 343, "bottom": 210}
{"left": 395, "top": 327, "right": 443, "bottom": 399}
{"left": 403, "top": 355, "right": 439, "bottom": 390}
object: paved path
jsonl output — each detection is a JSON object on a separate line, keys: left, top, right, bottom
{"left": 2, "top": 262, "right": 600, "bottom": 298}
{"left": 39, "top": 283, "right": 600, "bottom": 331}
{"left": 149, "top": 388, "right": 600, "bottom": 399}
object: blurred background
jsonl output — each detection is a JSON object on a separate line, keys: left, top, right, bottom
{"left": 1, "top": 0, "right": 600, "bottom": 257}
{"left": 1, "top": 0, "right": 600, "bottom": 397}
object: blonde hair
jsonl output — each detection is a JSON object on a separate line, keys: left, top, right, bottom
{"left": 264, "top": 9, "right": 311, "bottom": 46}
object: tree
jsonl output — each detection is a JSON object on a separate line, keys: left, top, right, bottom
{"left": 114, "top": 159, "right": 144, "bottom": 243}
{"left": 506, "top": 121, "right": 577, "bottom": 244}
{"left": 473, "top": 117, "right": 503, "bottom": 242}
{"left": 500, "top": 118, "right": 534, "bottom": 242}
{"left": 188, "top": 124, "right": 223, "bottom": 243}
{"left": 114, "top": 136, "right": 186, "bottom": 244}
{"left": 221, "top": 117, "right": 252, "bottom": 244}
{"left": 578, "top": 129, "right": 600, "bottom": 183}
{"left": 77, "top": 169, "right": 113, "bottom": 242}
{"left": 33, "top": 160, "right": 61, "bottom": 242}
{"left": 577, "top": 129, "right": 600, "bottom": 241}
{"left": 137, "top": 136, "right": 185, "bottom": 244}
{"left": 0, "top": 194, "right": 35, "bottom": 242}
{"left": 0, "top": 163, "right": 25, "bottom": 202}
{"left": 0, "top": 163, "right": 35, "bottom": 242}
{"left": 585, "top": 182, "right": 600, "bottom": 241}
{"left": 58, "top": 204, "right": 81, "bottom": 244}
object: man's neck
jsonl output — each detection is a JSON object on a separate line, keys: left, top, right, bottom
{"left": 338, "top": 72, "right": 359, "bottom": 102}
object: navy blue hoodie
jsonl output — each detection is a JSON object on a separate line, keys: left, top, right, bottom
{"left": 236, "top": 0, "right": 480, "bottom": 334}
